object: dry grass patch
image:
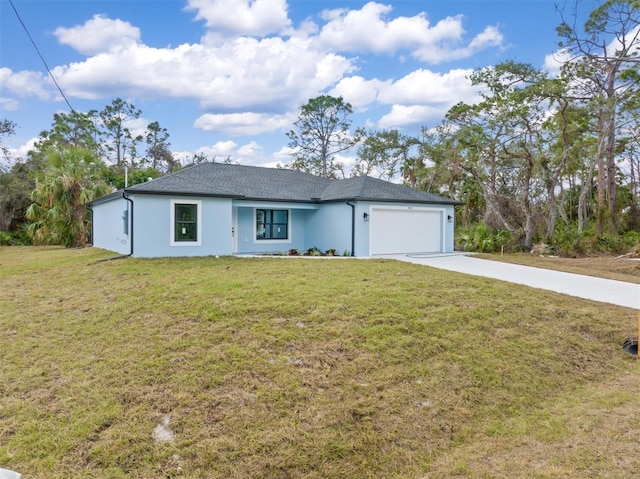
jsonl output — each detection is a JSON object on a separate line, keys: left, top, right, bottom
{"left": 427, "top": 370, "right": 640, "bottom": 478}
{"left": 0, "top": 247, "right": 638, "bottom": 478}
{"left": 477, "top": 253, "right": 640, "bottom": 284}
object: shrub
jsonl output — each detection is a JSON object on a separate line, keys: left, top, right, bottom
{"left": 549, "top": 222, "right": 640, "bottom": 257}
{"left": 456, "top": 223, "right": 513, "bottom": 253}
{"left": 0, "top": 229, "right": 32, "bottom": 246}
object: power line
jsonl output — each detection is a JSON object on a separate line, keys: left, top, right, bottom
{"left": 8, "top": 0, "right": 75, "bottom": 112}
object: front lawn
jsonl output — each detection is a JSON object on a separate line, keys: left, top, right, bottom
{"left": 0, "top": 247, "right": 638, "bottom": 478}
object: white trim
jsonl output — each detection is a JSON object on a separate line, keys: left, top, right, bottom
{"left": 233, "top": 200, "right": 319, "bottom": 210}
{"left": 253, "top": 208, "right": 292, "bottom": 245}
{"left": 170, "top": 199, "right": 202, "bottom": 247}
{"left": 369, "top": 205, "right": 445, "bottom": 255}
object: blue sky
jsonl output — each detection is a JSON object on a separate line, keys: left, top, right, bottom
{"left": 0, "top": 0, "right": 597, "bottom": 169}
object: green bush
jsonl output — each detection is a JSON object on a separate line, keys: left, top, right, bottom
{"left": 456, "top": 223, "right": 513, "bottom": 253}
{"left": 0, "top": 229, "right": 32, "bottom": 246}
{"left": 549, "top": 222, "right": 640, "bottom": 256}
{"left": 592, "top": 231, "right": 640, "bottom": 255}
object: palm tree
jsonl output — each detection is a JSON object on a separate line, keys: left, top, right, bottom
{"left": 26, "top": 147, "right": 110, "bottom": 247}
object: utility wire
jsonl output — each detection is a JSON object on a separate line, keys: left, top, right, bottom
{"left": 8, "top": 0, "right": 75, "bottom": 112}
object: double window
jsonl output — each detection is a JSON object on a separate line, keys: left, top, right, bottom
{"left": 171, "top": 200, "right": 201, "bottom": 246}
{"left": 256, "top": 209, "right": 288, "bottom": 240}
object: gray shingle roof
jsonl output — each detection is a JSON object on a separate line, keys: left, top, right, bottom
{"left": 127, "top": 163, "right": 330, "bottom": 201}
{"left": 319, "top": 175, "right": 459, "bottom": 204}
{"left": 119, "top": 162, "right": 459, "bottom": 205}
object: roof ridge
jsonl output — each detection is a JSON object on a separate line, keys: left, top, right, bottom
{"left": 127, "top": 167, "right": 240, "bottom": 196}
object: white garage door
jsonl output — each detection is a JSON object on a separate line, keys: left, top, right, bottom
{"left": 370, "top": 208, "right": 442, "bottom": 255}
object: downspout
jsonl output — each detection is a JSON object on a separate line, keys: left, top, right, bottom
{"left": 123, "top": 192, "right": 134, "bottom": 257}
{"left": 85, "top": 204, "right": 93, "bottom": 246}
{"left": 94, "top": 193, "right": 135, "bottom": 263}
{"left": 346, "top": 200, "right": 355, "bottom": 257}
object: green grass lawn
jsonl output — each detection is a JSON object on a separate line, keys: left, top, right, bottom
{"left": 1, "top": 247, "right": 639, "bottom": 478}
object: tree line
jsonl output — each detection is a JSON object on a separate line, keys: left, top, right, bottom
{"left": 0, "top": 98, "right": 218, "bottom": 247}
{"left": 1, "top": 0, "right": 639, "bottom": 254}
{"left": 287, "top": 0, "right": 640, "bottom": 254}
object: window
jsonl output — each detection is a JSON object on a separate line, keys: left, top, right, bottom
{"left": 256, "top": 209, "right": 288, "bottom": 240}
{"left": 122, "top": 209, "right": 129, "bottom": 235}
{"left": 170, "top": 200, "right": 201, "bottom": 246}
{"left": 175, "top": 203, "right": 197, "bottom": 241}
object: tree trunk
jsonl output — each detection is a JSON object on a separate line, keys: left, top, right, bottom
{"left": 578, "top": 156, "right": 597, "bottom": 235}
{"left": 596, "top": 109, "right": 607, "bottom": 236}
{"left": 522, "top": 150, "right": 535, "bottom": 249}
{"left": 606, "top": 120, "right": 617, "bottom": 234}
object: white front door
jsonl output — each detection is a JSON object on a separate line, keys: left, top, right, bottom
{"left": 232, "top": 207, "right": 238, "bottom": 253}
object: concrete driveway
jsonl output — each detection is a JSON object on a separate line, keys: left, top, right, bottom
{"left": 379, "top": 253, "right": 639, "bottom": 309}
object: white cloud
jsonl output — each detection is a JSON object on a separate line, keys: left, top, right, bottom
{"left": 0, "top": 1, "right": 513, "bottom": 162}
{"left": 357, "top": 68, "right": 484, "bottom": 130}
{"left": 316, "top": 2, "right": 503, "bottom": 64}
{"left": 378, "top": 68, "right": 479, "bottom": 105}
{"left": 194, "top": 112, "right": 293, "bottom": 136}
{"left": 272, "top": 145, "right": 296, "bottom": 161}
{"left": 543, "top": 25, "right": 640, "bottom": 78}
{"left": 334, "top": 152, "right": 357, "bottom": 175}
{"left": 413, "top": 25, "right": 503, "bottom": 63}
{"left": 543, "top": 49, "right": 569, "bottom": 77}
{"left": 185, "top": 0, "right": 291, "bottom": 37}
{"left": 0, "top": 97, "right": 19, "bottom": 111}
{"left": 187, "top": 139, "right": 267, "bottom": 166}
{"left": 123, "top": 117, "right": 150, "bottom": 141}
{"left": 237, "top": 140, "right": 263, "bottom": 157}
{"left": 329, "top": 76, "right": 390, "bottom": 110}
{"left": 378, "top": 104, "right": 447, "bottom": 129}
{"left": 52, "top": 36, "right": 354, "bottom": 110}
{"left": 0, "top": 68, "right": 52, "bottom": 101}
{"left": 237, "top": 140, "right": 269, "bottom": 165}
{"left": 269, "top": 140, "right": 357, "bottom": 175}
{"left": 196, "top": 140, "right": 238, "bottom": 158}
{"left": 54, "top": 14, "right": 140, "bottom": 55}
{"left": 4, "top": 137, "right": 37, "bottom": 163}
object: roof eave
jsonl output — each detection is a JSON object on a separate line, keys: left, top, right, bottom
{"left": 123, "top": 189, "right": 243, "bottom": 199}
{"left": 238, "top": 196, "right": 320, "bottom": 204}
{"left": 319, "top": 196, "right": 463, "bottom": 205}
{"left": 86, "top": 190, "right": 123, "bottom": 206}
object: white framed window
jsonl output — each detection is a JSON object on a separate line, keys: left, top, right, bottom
{"left": 254, "top": 208, "right": 291, "bottom": 244}
{"left": 170, "top": 199, "right": 202, "bottom": 246}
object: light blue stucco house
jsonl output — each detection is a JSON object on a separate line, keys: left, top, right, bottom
{"left": 88, "top": 162, "right": 460, "bottom": 258}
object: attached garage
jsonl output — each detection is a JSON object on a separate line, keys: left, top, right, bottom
{"left": 370, "top": 207, "right": 443, "bottom": 255}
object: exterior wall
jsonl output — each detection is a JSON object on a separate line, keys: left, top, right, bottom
{"left": 91, "top": 195, "right": 131, "bottom": 255}
{"left": 355, "top": 202, "right": 456, "bottom": 256}
{"left": 131, "top": 194, "right": 233, "bottom": 258}
{"left": 443, "top": 205, "right": 456, "bottom": 252}
{"left": 304, "top": 202, "right": 353, "bottom": 255}
{"left": 352, "top": 202, "right": 371, "bottom": 257}
{"left": 92, "top": 194, "right": 457, "bottom": 258}
{"left": 234, "top": 205, "right": 309, "bottom": 254}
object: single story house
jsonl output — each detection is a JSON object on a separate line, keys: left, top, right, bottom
{"left": 88, "top": 162, "right": 461, "bottom": 258}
